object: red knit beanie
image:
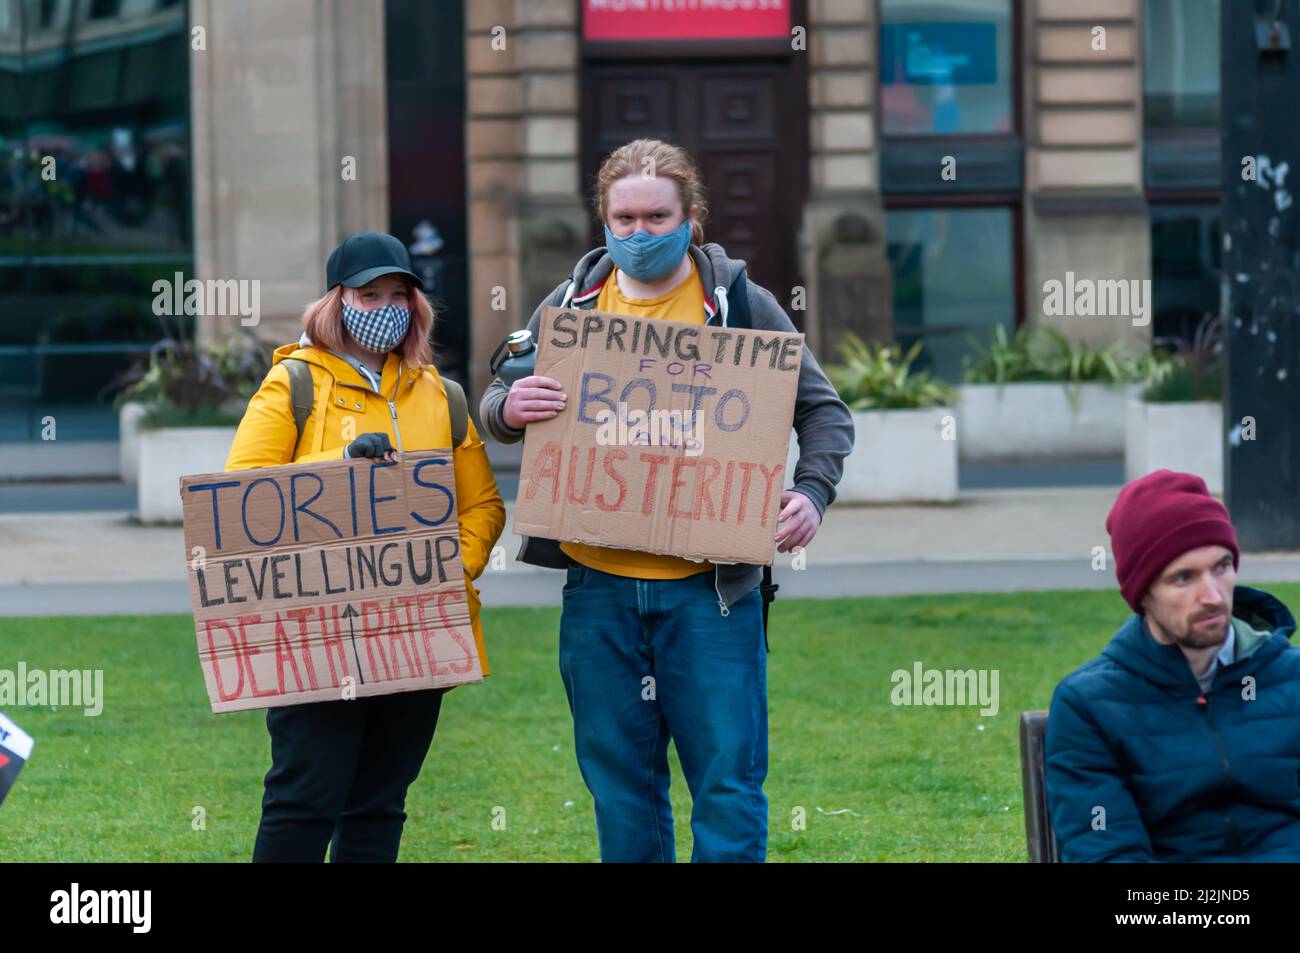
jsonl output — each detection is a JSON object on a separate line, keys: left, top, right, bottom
{"left": 1105, "top": 470, "right": 1240, "bottom": 613}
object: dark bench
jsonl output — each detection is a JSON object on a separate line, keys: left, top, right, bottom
{"left": 1018, "top": 710, "right": 1060, "bottom": 863}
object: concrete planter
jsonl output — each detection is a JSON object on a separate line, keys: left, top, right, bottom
{"left": 137, "top": 426, "right": 237, "bottom": 523}
{"left": 1125, "top": 399, "right": 1223, "bottom": 493}
{"left": 956, "top": 382, "right": 1139, "bottom": 463}
{"left": 787, "top": 407, "right": 958, "bottom": 504}
{"left": 118, "top": 401, "right": 149, "bottom": 484}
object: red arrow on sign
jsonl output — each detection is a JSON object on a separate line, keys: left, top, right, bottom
{"left": 0, "top": 753, "right": 8, "bottom": 769}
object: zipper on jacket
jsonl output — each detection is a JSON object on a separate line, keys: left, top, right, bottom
{"left": 1197, "top": 694, "right": 1241, "bottom": 855}
{"left": 714, "top": 570, "right": 729, "bottom": 617}
{"left": 350, "top": 359, "right": 405, "bottom": 453}
{"left": 386, "top": 366, "right": 404, "bottom": 453}
{"left": 388, "top": 399, "right": 404, "bottom": 452}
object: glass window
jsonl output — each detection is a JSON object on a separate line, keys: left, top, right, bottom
{"left": 880, "top": 0, "right": 1013, "bottom": 136}
{"left": 1150, "top": 204, "right": 1220, "bottom": 343}
{"left": 886, "top": 206, "right": 1015, "bottom": 381}
{"left": 0, "top": 0, "right": 191, "bottom": 442}
{"left": 89, "top": 0, "right": 123, "bottom": 20}
{"left": 1144, "top": 0, "right": 1220, "bottom": 129}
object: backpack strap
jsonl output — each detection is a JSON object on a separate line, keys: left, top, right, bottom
{"left": 760, "top": 563, "right": 779, "bottom": 653}
{"left": 442, "top": 376, "right": 469, "bottom": 449}
{"left": 281, "top": 358, "right": 315, "bottom": 448}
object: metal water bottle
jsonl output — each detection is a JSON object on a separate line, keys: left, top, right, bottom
{"left": 490, "top": 329, "right": 537, "bottom": 388}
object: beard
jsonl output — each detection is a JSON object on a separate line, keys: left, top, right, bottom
{"left": 1157, "top": 606, "right": 1232, "bottom": 649}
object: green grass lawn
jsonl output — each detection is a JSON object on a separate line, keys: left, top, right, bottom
{"left": 4, "top": 584, "right": 1297, "bottom": 862}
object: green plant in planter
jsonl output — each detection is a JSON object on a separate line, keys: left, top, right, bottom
{"left": 107, "top": 316, "right": 269, "bottom": 428}
{"left": 963, "top": 324, "right": 1143, "bottom": 409}
{"left": 961, "top": 324, "right": 1039, "bottom": 385}
{"left": 1140, "top": 313, "right": 1223, "bottom": 403}
{"left": 826, "top": 333, "right": 956, "bottom": 411}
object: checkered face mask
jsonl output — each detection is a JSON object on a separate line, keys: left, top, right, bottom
{"left": 341, "top": 300, "right": 411, "bottom": 354}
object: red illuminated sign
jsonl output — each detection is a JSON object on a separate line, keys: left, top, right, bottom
{"left": 583, "top": 0, "right": 791, "bottom": 42}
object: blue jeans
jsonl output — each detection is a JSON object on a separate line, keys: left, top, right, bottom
{"left": 558, "top": 562, "right": 768, "bottom": 862}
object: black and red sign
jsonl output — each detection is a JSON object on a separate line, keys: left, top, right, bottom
{"left": 0, "top": 711, "right": 33, "bottom": 807}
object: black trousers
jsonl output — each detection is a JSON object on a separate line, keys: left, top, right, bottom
{"left": 252, "top": 688, "right": 445, "bottom": 863}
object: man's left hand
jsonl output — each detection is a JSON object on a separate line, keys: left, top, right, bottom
{"left": 774, "top": 490, "right": 821, "bottom": 553}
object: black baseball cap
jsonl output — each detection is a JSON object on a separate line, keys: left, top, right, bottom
{"left": 325, "top": 231, "right": 424, "bottom": 292}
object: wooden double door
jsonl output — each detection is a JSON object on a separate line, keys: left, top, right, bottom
{"left": 581, "top": 58, "right": 809, "bottom": 327}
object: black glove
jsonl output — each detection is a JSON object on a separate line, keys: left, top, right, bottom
{"left": 346, "top": 432, "right": 396, "bottom": 459}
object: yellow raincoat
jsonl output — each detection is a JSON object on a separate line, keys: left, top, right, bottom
{"left": 226, "top": 342, "right": 506, "bottom": 674}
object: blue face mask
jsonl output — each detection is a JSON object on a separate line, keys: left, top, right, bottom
{"left": 603, "top": 220, "right": 692, "bottom": 283}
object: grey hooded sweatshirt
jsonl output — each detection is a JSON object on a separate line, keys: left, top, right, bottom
{"left": 479, "top": 242, "right": 856, "bottom": 615}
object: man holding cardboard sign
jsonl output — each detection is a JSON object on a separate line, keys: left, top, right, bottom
{"left": 480, "top": 139, "right": 854, "bottom": 862}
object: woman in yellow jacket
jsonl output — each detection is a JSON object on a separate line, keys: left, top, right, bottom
{"left": 226, "top": 231, "right": 505, "bottom": 863}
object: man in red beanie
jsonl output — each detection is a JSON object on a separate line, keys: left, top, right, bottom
{"left": 1045, "top": 470, "right": 1300, "bottom": 861}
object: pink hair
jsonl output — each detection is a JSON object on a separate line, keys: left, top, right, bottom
{"left": 301, "top": 280, "right": 435, "bottom": 367}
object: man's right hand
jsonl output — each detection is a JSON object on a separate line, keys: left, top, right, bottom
{"left": 502, "top": 375, "right": 566, "bottom": 430}
{"left": 346, "top": 432, "right": 397, "bottom": 461}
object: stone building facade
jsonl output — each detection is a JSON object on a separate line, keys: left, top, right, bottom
{"left": 189, "top": 0, "right": 1192, "bottom": 413}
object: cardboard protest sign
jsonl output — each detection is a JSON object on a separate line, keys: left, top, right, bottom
{"left": 514, "top": 307, "right": 803, "bottom": 565}
{"left": 180, "top": 450, "right": 480, "bottom": 714}
{"left": 0, "top": 711, "right": 33, "bottom": 807}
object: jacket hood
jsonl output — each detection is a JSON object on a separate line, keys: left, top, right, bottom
{"left": 270, "top": 338, "right": 355, "bottom": 375}
{"left": 271, "top": 338, "right": 317, "bottom": 367}
{"left": 563, "top": 242, "right": 749, "bottom": 325}
{"left": 1102, "top": 585, "right": 1296, "bottom": 692}
{"left": 271, "top": 336, "right": 428, "bottom": 396}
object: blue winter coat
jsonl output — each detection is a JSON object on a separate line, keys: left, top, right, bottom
{"left": 1045, "top": 586, "right": 1300, "bottom": 861}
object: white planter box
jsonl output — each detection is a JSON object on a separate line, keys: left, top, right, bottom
{"left": 786, "top": 407, "right": 958, "bottom": 504}
{"left": 137, "top": 426, "right": 237, "bottom": 523}
{"left": 1125, "top": 399, "right": 1223, "bottom": 494}
{"left": 956, "top": 382, "right": 1139, "bottom": 462}
{"left": 118, "top": 401, "right": 148, "bottom": 484}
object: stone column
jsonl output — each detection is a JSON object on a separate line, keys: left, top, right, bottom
{"left": 190, "top": 0, "right": 390, "bottom": 347}
{"left": 465, "top": 0, "right": 585, "bottom": 406}
{"left": 801, "top": 0, "right": 890, "bottom": 361}
{"left": 1024, "top": 0, "right": 1151, "bottom": 351}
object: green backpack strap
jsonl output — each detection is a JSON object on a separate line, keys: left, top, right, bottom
{"left": 442, "top": 376, "right": 469, "bottom": 449}
{"left": 281, "top": 358, "right": 315, "bottom": 446}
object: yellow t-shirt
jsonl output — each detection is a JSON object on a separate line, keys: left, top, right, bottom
{"left": 559, "top": 260, "right": 714, "bottom": 581}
